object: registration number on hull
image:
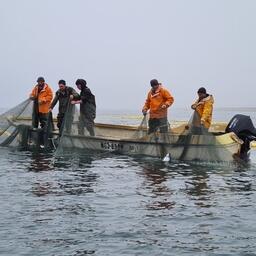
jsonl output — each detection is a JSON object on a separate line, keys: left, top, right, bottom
{"left": 100, "top": 141, "right": 123, "bottom": 151}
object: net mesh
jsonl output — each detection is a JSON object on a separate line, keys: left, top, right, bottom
{"left": 55, "top": 103, "right": 80, "bottom": 154}
{"left": 135, "top": 111, "right": 237, "bottom": 163}
{"left": 172, "top": 111, "right": 224, "bottom": 162}
{"left": 0, "top": 99, "right": 55, "bottom": 149}
{"left": 56, "top": 107, "right": 240, "bottom": 163}
{"left": 0, "top": 99, "right": 33, "bottom": 147}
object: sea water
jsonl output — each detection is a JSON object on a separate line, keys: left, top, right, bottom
{"left": 0, "top": 108, "right": 256, "bottom": 256}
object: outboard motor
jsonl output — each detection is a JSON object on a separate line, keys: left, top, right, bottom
{"left": 226, "top": 114, "right": 256, "bottom": 158}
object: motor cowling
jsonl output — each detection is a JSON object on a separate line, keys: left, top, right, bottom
{"left": 226, "top": 114, "right": 256, "bottom": 158}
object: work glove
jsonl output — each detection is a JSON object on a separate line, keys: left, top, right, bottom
{"left": 142, "top": 110, "right": 147, "bottom": 116}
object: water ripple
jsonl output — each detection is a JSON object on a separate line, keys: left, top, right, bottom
{"left": 0, "top": 147, "right": 256, "bottom": 255}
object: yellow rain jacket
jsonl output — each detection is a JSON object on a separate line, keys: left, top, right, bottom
{"left": 191, "top": 94, "right": 214, "bottom": 128}
{"left": 30, "top": 83, "right": 53, "bottom": 113}
{"left": 143, "top": 85, "right": 174, "bottom": 119}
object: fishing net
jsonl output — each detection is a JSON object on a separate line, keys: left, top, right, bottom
{"left": 123, "top": 111, "right": 242, "bottom": 163}
{"left": 130, "top": 114, "right": 148, "bottom": 139}
{"left": 0, "top": 99, "right": 55, "bottom": 150}
{"left": 55, "top": 103, "right": 80, "bottom": 154}
{"left": 170, "top": 111, "right": 228, "bottom": 162}
{"left": 0, "top": 99, "right": 33, "bottom": 147}
{"left": 55, "top": 104, "right": 242, "bottom": 163}
{"left": 35, "top": 91, "right": 246, "bottom": 165}
{"left": 56, "top": 103, "right": 148, "bottom": 155}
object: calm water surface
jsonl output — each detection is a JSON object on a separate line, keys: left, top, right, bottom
{"left": 0, "top": 110, "right": 256, "bottom": 255}
{"left": 1, "top": 148, "right": 256, "bottom": 256}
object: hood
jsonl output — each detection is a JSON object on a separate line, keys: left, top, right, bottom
{"left": 201, "top": 94, "right": 214, "bottom": 104}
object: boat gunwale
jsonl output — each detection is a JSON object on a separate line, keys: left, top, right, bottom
{"left": 61, "top": 132, "right": 241, "bottom": 149}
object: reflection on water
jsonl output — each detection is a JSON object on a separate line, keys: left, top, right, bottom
{"left": 139, "top": 161, "right": 175, "bottom": 210}
{"left": 0, "top": 148, "right": 256, "bottom": 255}
{"left": 28, "top": 152, "right": 54, "bottom": 172}
{"left": 29, "top": 152, "right": 99, "bottom": 198}
{"left": 184, "top": 167, "right": 213, "bottom": 208}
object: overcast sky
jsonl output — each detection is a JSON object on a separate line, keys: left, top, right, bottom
{"left": 0, "top": 0, "right": 255, "bottom": 111}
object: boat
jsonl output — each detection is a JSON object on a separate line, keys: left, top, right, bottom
{"left": 57, "top": 122, "right": 244, "bottom": 162}
{"left": 1, "top": 99, "right": 256, "bottom": 163}
{"left": 9, "top": 117, "right": 251, "bottom": 163}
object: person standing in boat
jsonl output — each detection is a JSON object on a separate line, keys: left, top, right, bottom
{"left": 191, "top": 87, "right": 214, "bottom": 130}
{"left": 142, "top": 79, "right": 174, "bottom": 134}
{"left": 29, "top": 77, "right": 53, "bottom": 129}
{"left": 71, "top": 79, "right": 96, "bottom": 136}
{"left": 49, "top": 80, "right": 79, "bottom": 134}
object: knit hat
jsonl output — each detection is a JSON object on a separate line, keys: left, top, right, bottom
{"left": 150, "top": 79, "right": 159, "bottom": 87}
{"left": 58, "top": 79, "right": 66, "bottom": 85}
{"left": 197, "top": 87, "right": 207, "bottom": 94}
{"left": 37, "top": 77, "right": 45, "bottom": 83}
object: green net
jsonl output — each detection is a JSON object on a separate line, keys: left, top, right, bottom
{"left": 131, "top": 111, "right": 239, "bottom": 163}
{"left": 55, "top": 106, "right": 242, "bottom": 163}
{"left": 170, "top": 111, "right": 225, "bottom": 162}
{"left": 0, "top": 99, "right": 55, "bottom": 149}
{"left": 0, "top": 99, "right": 33, "bottom": 147}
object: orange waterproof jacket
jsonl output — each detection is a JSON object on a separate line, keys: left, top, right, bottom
{"left": 30, "top": 83, "right": 53, "bottom": 113}
{"left": 143, "top": 85, "right": 174, "bottom": 119}
{"left": 191, "top": 95, "right": 214, "bottom": 128}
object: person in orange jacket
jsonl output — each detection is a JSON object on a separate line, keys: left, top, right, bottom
{"left": 191, "top": 87, "right": 214, "bottom": 130}
{"left": 30, "top": 77, "right": 53, "bottom": 129}
{"left": 142, "top": 79, "right": 174, "bottom": 134}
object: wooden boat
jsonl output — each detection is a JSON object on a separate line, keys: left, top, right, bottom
{"left": 2, "top": 116, "right": 254, "bottom": 163}
{"left": 1, "top": 99, "right": 255, "bottom": 162}
{"left": 56, "top": 122, "right": 244, "bottom": 162}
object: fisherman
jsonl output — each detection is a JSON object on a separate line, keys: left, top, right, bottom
{"left": 29, "top": 77, "right": 53, "bottom": 129}
{"left": 49, "top": 80, "right": 79, "bottom": 134}
{"left": 71, "top": 79, "right": 96, "bottom": 136}
{"left": 142, "top": 79, "right": 174, "bottom": 134}
{"left": 191, "top": 87, "right": 214, "bottom": 130}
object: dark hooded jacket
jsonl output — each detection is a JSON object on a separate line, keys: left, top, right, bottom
{"left": 75, "top": 79, "right": 96, "bottom": 120}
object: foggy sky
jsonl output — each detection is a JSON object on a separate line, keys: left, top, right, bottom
{"left": 0, "top": 0, "right": 256, "bottom": 111}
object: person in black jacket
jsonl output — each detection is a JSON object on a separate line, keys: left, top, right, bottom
{"left": 50, "top": 80, "right": 79, "bottom": 134}
{"left": 71, "top": 79, "right": 96, "bottom": 136}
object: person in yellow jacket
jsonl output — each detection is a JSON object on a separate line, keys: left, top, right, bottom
{"left": 142, "top": 79, "right": 174, "bottom": 134}
{"left": 191, "top": 87, "right": 214, "bottom": 130}
{"left": 29, "top": 77, "right": 53, "bottom": 129}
